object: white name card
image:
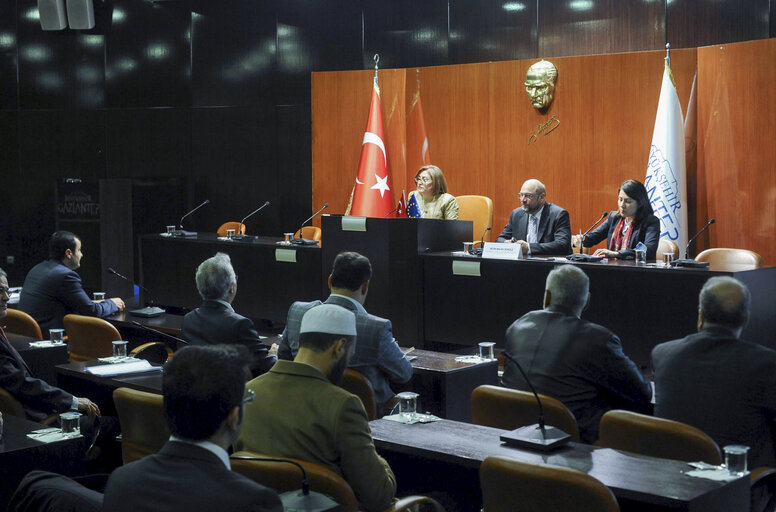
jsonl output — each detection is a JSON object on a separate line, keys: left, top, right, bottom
{"left": 275, "top": 248, "right": 297, "bottom": 263}
{"left": 341, "top": 216, "right": 367, "bottom": 232}
{"left": 481, "top": 242, "right": 522, "bottom": 260}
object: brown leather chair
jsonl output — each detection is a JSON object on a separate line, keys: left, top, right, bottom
{"left": 232, "top": 451, "right": 446, "bottom": 512}
{"left": 294, "top": 226, "right": 322, "bottom": 241}
{"left": 340, "top": 369, "right": 378, "bottom": 421}
{"left": 129, "top": 342, "right": 172, "bottom": 365}
{"left": 62, "top": 314, "right": 122, "bottom": 362}
{"left": 2, "top": 308, "right": 43, "bottom": 340}
{"left": 216, "top": 221, "right": 247, "bottom": 237}
{"left": 471, "top": 385, "right": 580, "bottom": 442}
{"left": 113, "top": 387, "right": 169, "bottom": 464}
{"left": 456, "top": 195, "right": 494, "bottom": 243}
{"left": 695, "top": 248, "right": 763, "bottom": 269}
{"left": 656, "top": 239, "right": 679, "bottom": 261}
{"left": 480, "top": 456, "right": 620, "bottom": 512}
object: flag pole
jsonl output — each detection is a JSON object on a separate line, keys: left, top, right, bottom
{"left": 373, "top": 54, "right": 380, "bottom": 87}
{"left": 665, "top": 43, "right": 670, "bottom": 68}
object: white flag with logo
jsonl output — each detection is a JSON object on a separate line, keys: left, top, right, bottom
{"left": 645, "top": 62, "right": 687, "bottom": 252}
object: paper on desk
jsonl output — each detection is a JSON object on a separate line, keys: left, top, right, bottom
{"left": 684, "top": 466, "right": 741, "bottom": 482}
{"left": 98, "top": 356, "right": 136, "bottom": 364}
{"left": 382, "top": 413, "right": 440, "bottom": 425}
{"left": 27, "top": 429, "right": 82, "bottom": 444}
{"left": 28, "top": 341, "right": 59, "bottom": 347}
{"left": 85, "top": 359, "right": 161, "bottom": 377}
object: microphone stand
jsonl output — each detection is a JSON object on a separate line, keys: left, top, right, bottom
{"left": 470, "top": 226, "right": 491, "bottom": 256}
{"left": 232, "top": 201, "right": 270, "bottom": 240}
{"left": 578, "top": 212, "right": 608, "bottom": 254}
{"left": 672, "top": 218, "right": 715, "bottom": 267}
{"left": 131, "top": 321, "right": 189, "bottom": 349}
{"left": 290, "top": 203, "right": 328, "bottom": 245}
{"left": 172, "top": 200, "right": 210, "bottom": 237}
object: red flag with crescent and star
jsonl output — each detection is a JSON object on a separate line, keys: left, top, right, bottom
{"left": 350, "top": 80, "right": 394, "bottom": 217}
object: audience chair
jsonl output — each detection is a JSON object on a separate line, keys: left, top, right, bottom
{"left": 113, "top": 387, "right": 169, "bottom": 464}
{"left": 471, "top": 385, "right": 580, "bottom": 442}
{"left": 294, "top": 226, "right": 322, "bottom": 241}
{"left": 456, "top": 195, "right": 494, "bottom": 244}
{"left": 216, "top": 221, "right": 246, "bottom": 237}
{"left": 340, "top": 369, "right": 378, "bottom": 421}
{"left": 695, "top": 248, "right": 763, "bottom": 269}
{"left": 62, "top": 314, "right": 122, "bottom": 363}
{"left": 656, "top": 239, "right": 679, "bottom": 261}
{"left": 480, "top": 456, "right": 619, "bottom": 512}
{"left": 3, "top": 309, "right": 43, "bottom": 340}
{"left": 0, "top": 387, "right": 27, "bottom": 418}
{"left": 129, "top": 342, "right": 172, "bottom": 365}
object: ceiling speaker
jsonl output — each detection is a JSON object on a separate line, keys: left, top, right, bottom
{"left": 38, "top": 0, "right": 67, "bottom": 30}
{"left": 66, "top": 0, "right": 95, "bottom": 30}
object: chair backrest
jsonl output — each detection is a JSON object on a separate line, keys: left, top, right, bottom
{"left": 62, "top": 314, "right": 122, "bottom": 362}
{"left": 129, "top": 342, "right": 172, "bottom": 365}
{"left": 456, "top": 195, "right": 494, "bottom": 243}
{"left": 340, "top": 369, "right": 378, "bottom": 421}
{"left": 656, "top": 239, "right": 679, "bottom": 260}
{"left": 216, "top": 221, "right": 247, "bottom": 237}
{"left": 0, "top": 386, "right": 27, "bottom": 418}
{"left": 471, "top": 385, "right": 580, "bottom": 442}
{"left": 294, "top": 226, "right": 322, "bottom": 241}
{"left": 112, "top": 387, "right": 169, "bottom": 465}
{"left": 596, "top": 410, "right": 723, "bottom": 464}
{"left": 480, "top": 456, "right": 620, "bottom": 512}
{"left": 3, "top": 309, "right": 44, "bottom": 340}
{"left": 695, "top": 248, "right": 763, "bottom": 269}
{"left": 231, "top": 450, "right": 360, "bottom": 512}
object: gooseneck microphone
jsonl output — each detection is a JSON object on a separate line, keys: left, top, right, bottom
{"left": 580, "top": 212, "right": 608, "bottom": 241}
{"left": 232, "top": 201, "right": 270, "bottom": 240}
{"left": 684, "top": 218, "right": 715, "bottom": 259}
{"left": 470, "top": 226, "right": 492, "bottom": 256}
{"left": 384, "top": 205, "right": 399, "bottom": 218}
{"left": 108, "top": 267, "right": 155, "bottom": 305}
{"left": 131, "top": 321, "right": 189, "bottom": 347}
{"left": 178, "top": 199, "right": 210, "bottom": 231}
{"left": 498, "top": 351, "right": 571, "bottom": 451}
{"left": 671, "top": 218, "right": 716, "bottom": 268}
{"left": 291, "top": 203, "right": 329, "bottom": 245}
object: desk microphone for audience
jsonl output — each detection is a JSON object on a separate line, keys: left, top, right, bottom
{"left": 131, "top": 321, "right": 189, "bottom": 347}
{"left": 230, "top": 455, "right": 339, "bottom": 512}
{"left": 290, "top": 203, "right": 328, "bottom": 245}
{"left": 671, "top": 218, "right": 715, "bottom": 268}
{"left": 498, "top": 351, "right": 571, "bottom": 451}
{"left": 470, "top": 226, "right": 491, "bottom": 256}
{"left": 232, "top": 201, "right": 270, "bottom": 240}
{"left": 108, "top": 267, "right": 155, "bottom": 304}
{"left": 108, "top": 267, "right": 165, "bottom": 317}
{"left": 172, "top": 199, "right": 210, "bottom": 236}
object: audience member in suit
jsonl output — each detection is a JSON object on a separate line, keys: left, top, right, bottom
{"left": 572, "top": 179, "right": 660, "bottom": 260}
{"left": 8, "top": 470, "right": 103, "bottom": 512}
{"left": 652, "top": 276, "right": 776, "bottom": 468}
{"left": 502, "top": 264, "right": 652, "bottom": 443}
{"left": 496, "top": 179, "right": 572, "bottom": 255}
{"left": 277, "top": 251, "right": 412, "bottom": 412}
{"left": 104, "top": 345, "right": 283, "bottom": 512}
{"left": 18, "top": 231, "right": 124, "bottom": 334}
{"left": 239, "top": 305, "right": 396, "bottom": 512}
{"left": 181, "top": 253, "right": 277, "bottom": 377}
{"left": 1, "top": 267, "right": 100, "bottom": 423}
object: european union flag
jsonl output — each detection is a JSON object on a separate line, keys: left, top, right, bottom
{"left": 407, "top": 193, "right": 422, "bottom": 218}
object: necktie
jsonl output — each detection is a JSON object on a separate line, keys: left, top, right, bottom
{"left": 527, "top": 215, "right": 538, "bottom": 244}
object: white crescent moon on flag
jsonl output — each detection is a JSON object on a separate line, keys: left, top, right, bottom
{"left": 355, "top": 177, "right": 365, "bottom": 184}
{"left": 362, "top": 132, "right": 387, "bottom": 167}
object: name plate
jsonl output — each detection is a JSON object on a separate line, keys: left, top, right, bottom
{"left": 341, "top": 216, "right": 367, "bottom": 232}
{"left": 452, "top": 260, "right": 481, "bottom": 277}
{"left": 482, "top": 242, "right": 522, "bottom": 260}
{"left": 275, "top": 248, "right": 297, "bottom": 263}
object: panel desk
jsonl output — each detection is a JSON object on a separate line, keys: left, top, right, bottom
{"left": 139, "top": 234, "right": 323, "bottom": 324}
{"left": 369, "top": 419, "right": 748, "bottom": 512}
{"left": 7, "top": 332, "right": 70, "bottom": 385}
{"left": 0, "top": 415, "right": 86, "bottom": 510}
{"left": 423, "top": 253, "right": 776, "bottom": 367}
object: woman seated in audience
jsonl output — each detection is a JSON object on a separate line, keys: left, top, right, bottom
{"left": 408, "top": 164, "right": 459, "bottom": 219}
{"left": 572, "top": 179, "right": 660, "bottom": 260}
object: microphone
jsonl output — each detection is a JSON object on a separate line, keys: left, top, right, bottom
{"left": 671, "top": 218, "right": 715, "bottom": 268}
{"left": 174, "top": 199, "right": 210, "bottom": 235}
{"left": 384, "top": 205, "right": 399, "bottom": 218}
{"left": 108, "top": 267, "right": 156, "bottom": 306}
{"left": 290, "top": 203, "right": 328, "bottom": 245}
{"left": 131, "top": 321, "right": 189, "bottom": 347}
{"left": 576, "top": 212, "right": 608, "bottom": 254}
{"left": 498, "top": 351, "right": 571, "bottom": 451}
{"left": 684, "top": 218, "right": 715, "bottom": 259}
{"left": 230, "top": 455, "right": 339, "bottom": 512}
{"left": 232, "top": 201, "right": 270, "bottom": 240}
{"left": 470, "top": 226, "right": 492, "bottom": 256}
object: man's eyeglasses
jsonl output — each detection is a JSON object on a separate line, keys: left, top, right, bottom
{"left": 241, "top": 389, "right": 255, "bottom": 406}
{"left": 518, "top": 193, "right": 539, "bottom": 199}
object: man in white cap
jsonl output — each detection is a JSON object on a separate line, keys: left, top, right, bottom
{"left": 238, "top": 304, "right": 396, "bottom": 512}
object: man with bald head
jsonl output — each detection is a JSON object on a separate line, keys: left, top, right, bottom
{"left": 496, "top": 179, "right": 571, "bottom": 255}
{"left": 652, "top": 276, "right": 776, "bottom": 469}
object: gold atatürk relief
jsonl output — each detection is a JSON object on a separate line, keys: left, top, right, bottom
{"left": 525, "top": 60, "right": 558, "bottom": 110}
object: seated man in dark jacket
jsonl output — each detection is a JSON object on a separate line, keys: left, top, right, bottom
{"left": 181, "top": 253, "right": 276, "bottom": 376}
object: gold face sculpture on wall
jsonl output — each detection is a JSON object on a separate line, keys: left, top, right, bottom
{"left": 525, "top": 60, "right": 558, "bottom": 110}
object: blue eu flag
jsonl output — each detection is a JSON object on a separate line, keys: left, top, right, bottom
{"left": 407, "top": 193, "right": 422, "bottom": 218}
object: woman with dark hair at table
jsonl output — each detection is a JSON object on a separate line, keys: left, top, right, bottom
{"left": 408, "top": 164, "right": 459, "bottom": 219}
{"left": 572, "top": 179, "right": 660, "bottom": 260}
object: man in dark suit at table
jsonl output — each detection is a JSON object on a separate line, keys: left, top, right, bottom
{"left": 181, "top": 253, "right": 277, "bottom": 376}
{"left": 652, "top": 276, "right": 776, "bottom": 469}
{"left": 496, "top": 178, "right": 572, "bottom": 255}
{"left": 502, "top": 264, "right": 651, "bottom": 443}
{"left": 239, "top": 304, "right": 397, "bottom": 512}
{"left": 104, "top": 344, "right": 282, "bottom": 512}
{"left": 1, "top": 266, "right": 101, "bottom": 423}
{"left": 277, "top": 251, "right": 413, "bottom": 413}
{"left": 18, "top": 231, "right": 125, "bottom": 335}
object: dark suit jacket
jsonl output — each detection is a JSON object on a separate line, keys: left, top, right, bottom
{"left": 652, "top": 328, "right": 776, "bottom": 468}
{"left": 583, "top": 211, "right": 660, "bottom": 260}
{"left": 496, "top": 202, "right": 572, "bottom": 255}
{"left": 0, "top": 328, "right": 74, "bottom": 422}
{"left": 502, "top": 306, "right": 652, "bottom": 443}
{"left": 18, "top": 260, "right": 118, "bottom": 334}
{"left": 104, "top": 441, "right": 283, "bottom": 512}
{"left": 181, "top": 300, "right": 276, "bottom": 376}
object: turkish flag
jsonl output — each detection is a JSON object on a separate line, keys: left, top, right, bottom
{"left": 395, "top": 190, "right": 408, "bottom": 218}
{"left": 350, "top": 81, "right": 394, "bottom": 217}
{"left": 406, "top": 89, "right": 431, "bottom": 174}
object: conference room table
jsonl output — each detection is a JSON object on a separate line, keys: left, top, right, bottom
{"left": 7, "top": 332, "right": 70, "bottom": 384}
{"left": 423, "top": 252, "right": 776, "bottom": 367}
{"left": 370, "top": 418, "right": 749, "bottom": 512}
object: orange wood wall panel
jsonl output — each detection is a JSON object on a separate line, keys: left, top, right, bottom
{"left": 698, "top": 39, "right": 776, "bottom": 264}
